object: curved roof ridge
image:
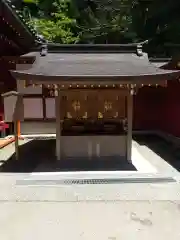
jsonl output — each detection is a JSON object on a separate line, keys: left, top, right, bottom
{"left": 43, "top": 41, "right": 148, "bottom": 54}
{"left": 47, "top": 40, "right": 149, "bottom": 48}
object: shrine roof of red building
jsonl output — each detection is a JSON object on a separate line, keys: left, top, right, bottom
{"left": 11, "top": 43, "right": 180, "bottom": 83}
{"left": 0, "top": 0, "right": 40, "bottom": 56}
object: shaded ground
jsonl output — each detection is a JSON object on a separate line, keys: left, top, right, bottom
{"left": 0, "top": 139, "right": 136, "bottom": 173}
{"left": 133, "top": 134, "right": 180, "bottom": 172}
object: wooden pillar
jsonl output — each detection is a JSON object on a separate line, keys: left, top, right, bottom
{"left": 17, "top": 121, "right": 21, "bottom": 137}
{"left": 55, "top": 86, "right": 61, "bottom": 160}
{"left": 127, "top": 85, "right": 133, "bottom": 162}
{"left": 14, "top": 95, "right": 23, "bottom": 160}
{"left": 14, "top": 120, "right": 19, "bottom": 160}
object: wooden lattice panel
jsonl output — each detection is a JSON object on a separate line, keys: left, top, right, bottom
{"left": 60, "top": 89, "right": 127, "bottom": 120}
{"left": 60, "top": 90, "right": 89, "bottom": 119}
{"left": 96, "top": 90, "right": 126, "bottom": 119}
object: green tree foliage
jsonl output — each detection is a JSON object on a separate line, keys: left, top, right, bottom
{"left": 20, "top": 0, "right": 180, "bottom": 56}
{"left": 76, "top": 0, "right": 138, "bottom": 43}
{"left": 23, "top": 0, "right": 79, "bottom": 43}
{"left": 131, "top": 0, "right": 180, "bottom": 55}
{"left": 31, "top": 18, "right": 79, "bottom": 43}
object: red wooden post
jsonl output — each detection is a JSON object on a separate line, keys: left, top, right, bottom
{"left": 17, "top": 121, "right": 21, "bottom": 137}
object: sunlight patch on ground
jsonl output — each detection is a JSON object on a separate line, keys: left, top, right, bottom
{"left": 131, "top": 146, "right": 157, "bottom": 173}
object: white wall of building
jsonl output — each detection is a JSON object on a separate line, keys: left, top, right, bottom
{"left": 46, "top": 98, "right": 55, "bottom": 118}
{"left": 61, "top": 136, "right": 126, "bottom": 158}
{"left": 17, "top": 79, "right": 56, "bottom": 120}
{"left": 20, "top": 122, "right": 56, "bottom": 134}
{"left": 23, "top": 98, "right": 44, "bottom": 119}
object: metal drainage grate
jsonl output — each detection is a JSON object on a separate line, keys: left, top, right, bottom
{"left": 17, "top": 177, "right": 176, "bottom": 186}
{"left": 24, "top": 137, "right": 56, "bottom": 140}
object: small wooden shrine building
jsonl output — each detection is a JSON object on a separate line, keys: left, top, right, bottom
{"left": 2, "top": 43, "right": 180, "bottom": 161}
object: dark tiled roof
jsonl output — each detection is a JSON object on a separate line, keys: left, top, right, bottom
{"left": 0, "top": 0, "right": 42, "bottom": 55}
{"left": 11, "top": 52, "right": 180, "bottom": 82}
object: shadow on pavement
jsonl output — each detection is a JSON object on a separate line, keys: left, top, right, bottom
{"left": 0, "top": 139, "right": 136, "bottom": 173}
{"left": 133, "top": 134, "right": 180, "bottom": 172}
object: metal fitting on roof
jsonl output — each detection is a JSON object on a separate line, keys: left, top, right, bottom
{"left": 40, "top": 44, "right": 48, "bottom": 57}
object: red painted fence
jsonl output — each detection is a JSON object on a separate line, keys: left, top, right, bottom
{"left": 133, "top": 80, "right": 180, "bottom": 137}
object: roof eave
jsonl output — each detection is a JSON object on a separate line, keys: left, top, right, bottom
{"left": 1, "top": 0, "right": 42, "bottom": 53}
{"left": 11, "top": 70, "right": 180, "bottom": 84}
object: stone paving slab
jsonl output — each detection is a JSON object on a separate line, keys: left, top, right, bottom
{"left": 0, "top": 182, "right": 180, "bottom": 202}
{"left": 0, "top": 200, "right": 180, "bottom": 240}
{"left": 0, "top": 139, "right": 180, "bottom": 239}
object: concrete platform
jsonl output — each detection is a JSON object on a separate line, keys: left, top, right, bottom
{"left": 133, "top": 134, "right": 180, "bottom": 181}
{"left": 1, "top": 134, "right": 180, "bottom": 181}
{"left": 0, "top": 136, "right": 180, "bottom": 239}
{"left": 0, "top": 138, "right": 157, "bottom": 174}
{"left": 0, "top": 200, "right": 180, "bottom": 240}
